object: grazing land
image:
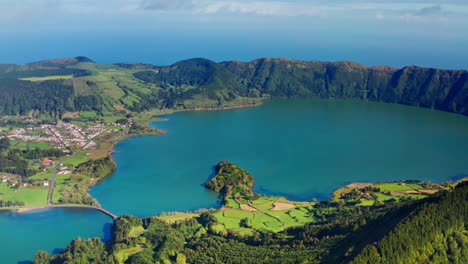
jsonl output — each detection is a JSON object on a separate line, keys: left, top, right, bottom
{"left": 155, "top": 161, "right": 458, "bottom": 235}
{"left": 19, "top": 75, "right": 74, "bottom": 81}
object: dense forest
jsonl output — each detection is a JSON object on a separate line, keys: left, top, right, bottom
{"left": 0, "top": 57, "right": 466, "bottom": 116}
{"left": 134, "top": 58, "right": 468, "bottom": 115}
{"left": 33, "top": 182, "right": 468, "bottom": 264}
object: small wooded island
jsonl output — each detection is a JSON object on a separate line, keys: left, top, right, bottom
{"left": 32, "top": 161, "right": 468, "bottom": 264}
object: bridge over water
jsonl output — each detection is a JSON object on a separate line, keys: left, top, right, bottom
{"left": 10, "top": 204, "right": 119, "bottom": 220}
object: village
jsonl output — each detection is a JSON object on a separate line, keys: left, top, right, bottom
{"left": 6, "top": 121, "right": 132, "bottom": 150}
{"left": 0, "top": 118, "right": 133, "bottom": 207}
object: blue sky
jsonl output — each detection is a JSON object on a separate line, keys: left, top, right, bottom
{"left": 0, "top": 0, "right": 467, "bottom": 69}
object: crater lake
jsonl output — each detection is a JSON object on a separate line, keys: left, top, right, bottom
{"left": 90, "top": 99, "right": 468, "bottom": 217}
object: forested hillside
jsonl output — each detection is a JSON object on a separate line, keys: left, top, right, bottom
{"left": 349, "top": 182, "right": 468, "bottom": 264}
{"left": 137, "top": 58, "right": 468, "bottom": 115}
{"left": 33, "top": 180, "right": 468, "bottom": 264}
{"left": 0, "top": 57, "right": 466, "bottom": 117}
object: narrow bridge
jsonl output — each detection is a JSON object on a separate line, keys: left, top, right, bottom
{"left": 11, "top": 204, "right": 119, "bottom": 220}
{"left": 48, "top": 204, "right": 119, "bottom": 220}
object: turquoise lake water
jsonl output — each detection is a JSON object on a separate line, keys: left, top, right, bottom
{"left": 0, "top": 208, "right": 112, "bottom": 264}
{"left": 3, "top": 98, "right": 468, "bottom": 263}
{"left": 91, "top": 99, "right": 468, "bottom": 217}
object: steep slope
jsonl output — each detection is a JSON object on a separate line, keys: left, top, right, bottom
{"left": 0, "top": 57, "right": 466, "bottom": 116}
{"left": 323, "top": 182, "right": 468, "bottom": 264}
{"left": 219, "top": 59, "right": 468, "bottom": 115}
{"left": 132, "top": 58, "right": 467, "bottom": 115}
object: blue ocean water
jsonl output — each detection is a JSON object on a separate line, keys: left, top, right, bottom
{"left": 1, "top": 32, "right": 467, "bottom": 70}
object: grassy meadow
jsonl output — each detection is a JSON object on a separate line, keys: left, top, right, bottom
{"left": 19, "top": 75, "right": 74, "bottom": 81}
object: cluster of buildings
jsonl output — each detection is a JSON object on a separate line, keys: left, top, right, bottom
{"left": 41, "top": 158, "right": 75, "bottom": 175}
{"left": 6, "top": 122, "right": 124, "bottom": 150}
{"left": 1, "top": 174, "right": 20, "bottom": 187}
{"left": 6, "top": 127, "right": 54, "bottom": 143}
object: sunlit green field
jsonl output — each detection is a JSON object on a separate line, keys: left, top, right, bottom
{"left": 20, "top": 75, "right": 74, "bottom": 81}
{"left": 0, "top": 184, "right": 49, "bottom": 206}
{"left": 10, "top": 141, "right": 53, "bottom": 151}
{"left": 63, "top": 155, "right": 90, "bottom": 167}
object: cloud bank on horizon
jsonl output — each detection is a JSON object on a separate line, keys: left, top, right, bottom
{"left": 1, "top": 0, "right": 467, "bottom": 69}
{"left": 1, "top": 0, "right": 467, "bottom": 26}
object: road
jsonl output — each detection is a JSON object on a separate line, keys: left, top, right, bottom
{"left": 47, "top": 167, "right": 57, "bottom": 205}
{"left": 44, "top": 129, "right": 128, "bottom": 219}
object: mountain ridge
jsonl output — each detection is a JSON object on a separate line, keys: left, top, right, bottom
{"left": 0, "top": 57, "right": 466, "bottom": 116}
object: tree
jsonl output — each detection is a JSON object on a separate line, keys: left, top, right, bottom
{"left": 33, "top": 251, "right": 50, "bottom": 264}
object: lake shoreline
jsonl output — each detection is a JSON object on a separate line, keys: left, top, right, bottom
{"left": 4, "top": 98, "right": 468, "bottom": 218}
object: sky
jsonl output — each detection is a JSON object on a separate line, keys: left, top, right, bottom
{"left": 0, "top": 0, "right": 467, "bottom": 69}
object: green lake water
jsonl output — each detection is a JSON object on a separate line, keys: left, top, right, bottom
{"left": 91, "top": 98, "right": 468, "bottom": 217}
{"left": 0, "top": 208, "right": 112, "bottom": 264}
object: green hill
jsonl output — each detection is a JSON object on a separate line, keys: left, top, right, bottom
{"left": 0, "top": 57, "right": 467, "bottom": 117}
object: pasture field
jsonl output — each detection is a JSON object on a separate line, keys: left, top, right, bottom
{"left": 20, "top": 75, "right": 74, "bottom": 81}
{"left": 223, "top": 209, "right": 254, "bottom": 219}
{"left": 1, "top": 187, "right": 48, "bottom": 206}
{"left": 251, "top": 197, "right": 275, "bottom": 211}
{"left": 52, "top": 184, "right": 65, "bottom": 203}
{"left": 101, "top": 115, "right": 126, "bottom": 123}
{"left": 213, "top": 211, "right": 244, "bottom": 230}
{"left": 156, "top": 213, "right": 199, "bottom": 224}
{"left": 225, "top": 198, "right": 240, "bottom": 209}
{"left": 213, "top": 194, "right": 318, "bottom": 233}
{"left": 0, "top": 182, "right": 14, "bottom": 195}
{"left": 268, "top": 210, "right": 302, "bottom": 227}
{"left": 358, "top": 199, "right": 375, "bottom": 206}
{"left": 113, "top": 245, "right": 143, "bottom": 264}
{"left": 63, "top": 155, "right": 90, "bottom": 167}
{"left": 10, "top": 141, "right": 53, "bottom": 150}
{"left": 251, "top": 212, "right": 284, "bottom": 232}
{"left": 376, "top": 183, "right": 422, "bottom": 192}
{"left": 80, "top": 111, "right": 99, "bottom": 118}
{"left": 29, "top": 170, "right": 54, "bottom": 180}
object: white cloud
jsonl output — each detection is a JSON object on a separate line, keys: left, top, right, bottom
{"left": 141, "top": 0, "right": 194, "bottom": 10}
{"left": 198, "top": 1, "right": 340, "bottom": 17}
{"left": 0, "top": 0, "right": 466, "bottom": 27}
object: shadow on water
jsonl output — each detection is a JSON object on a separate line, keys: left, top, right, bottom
{"left": 202, "top": 165, "right": 217, "bottom": 184}
{"left": 17, "top": 248, "right": 65, "bottom": 264}
{"left": 102, "top": 222, "right": 113, "bottom": 241}
{"left": 197, "top": 165, "right": 223, "bottom": 209}
{"left": 203, "top": 163, "right": 330, "bottom": 202}
{"left": 52, "top": 248, "right": 63, "bottom": 255}
{"left": 448, "top": 174, "right": 468, "bottom": 183}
